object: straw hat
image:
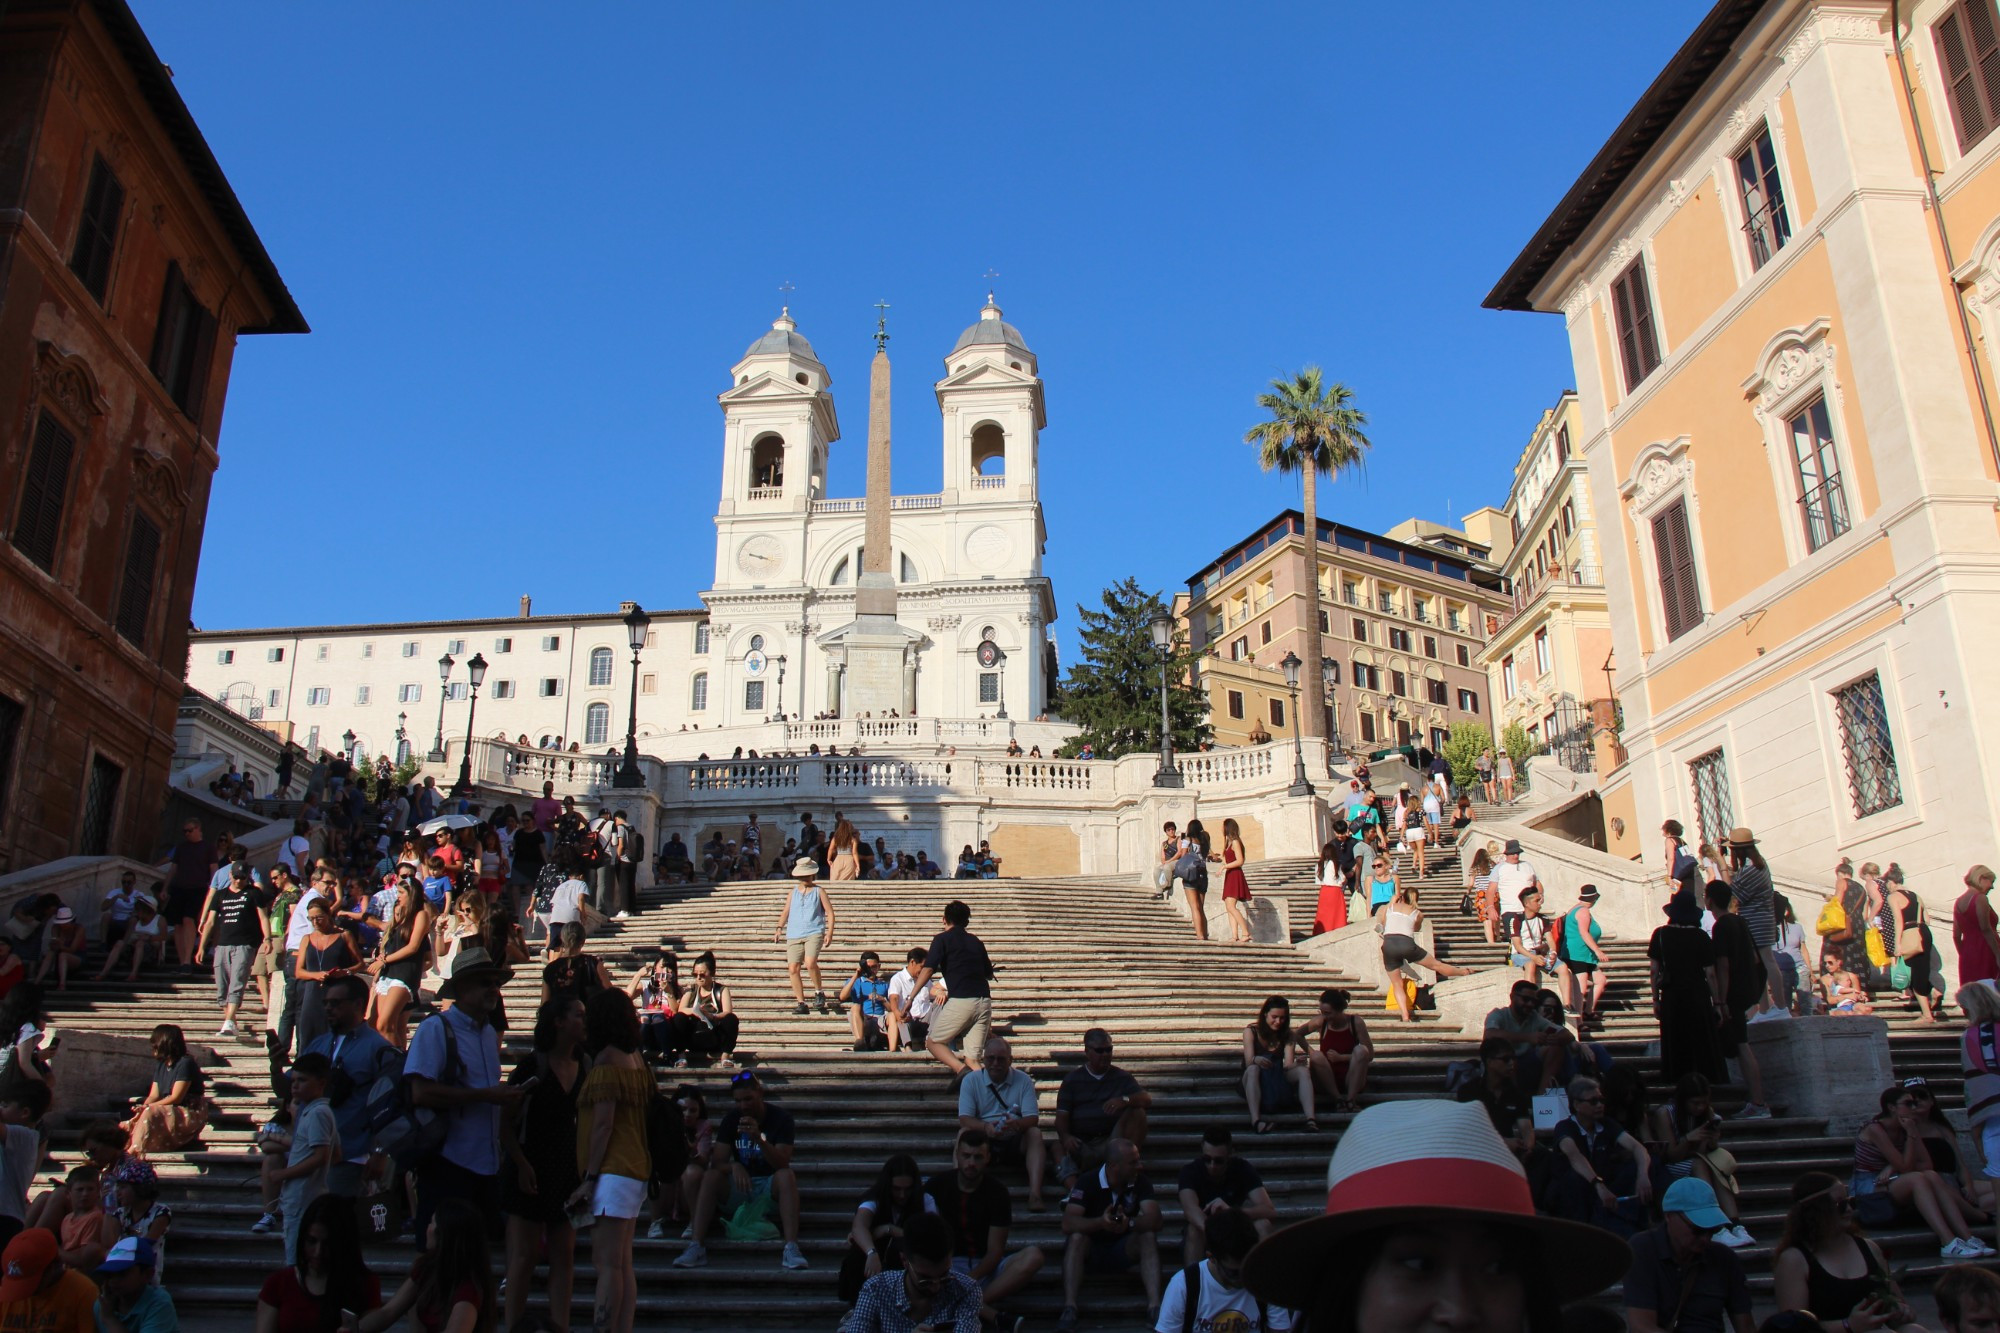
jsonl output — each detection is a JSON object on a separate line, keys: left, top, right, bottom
{"left": 790, "top": 859, "right": 821, "bottom": 879}
{"left": 1242, "top": 1100, "right": 1630, "bottom": 1309}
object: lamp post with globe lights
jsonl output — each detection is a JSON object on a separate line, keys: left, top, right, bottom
{"left": 1321, "top": 657, "right": 1342, "bottom": 762}
{"left": 1148, "top": 610, "right": 1183, "bottom": 788}
{"left": 613, "top": 603, "right": 650, "bottom": 789}
{"left": 448, "top": 653, "right": 488, "bottom": 798}
{"left": 428, "top": 653, "right": 454, "bottom": 762}
{"left": 1280, "top": 651, "right": 1314, "bottom": 797}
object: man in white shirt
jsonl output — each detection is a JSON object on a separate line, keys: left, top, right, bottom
{"left": 542, "top": 865, "right": 593, "bottom": 959}
{"left": 887, "top": 946, "right": 946, "bottom": 1052}
{"left": 957, "top": 1037, "right": 1048, "bottom": 1211}
{"left": 1155, "top": 1207, "right": 1288, "bottom": 1333}
{"left": 279, "top": 820, "right": 312, "bottom": 878}
{"left": 1489, "top": 839, "right": 1542, "bottom": 914}
{"left": 99, "top": 871, "right": 144, "bottom": 948}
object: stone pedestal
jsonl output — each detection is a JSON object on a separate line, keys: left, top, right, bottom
{"left": 50, "top": 1030, "right": 220, "bottom": 1116}
{"left": 1746, "top": 1014, "right": 1894, "bottom": 1136}
{"left": 1164, "top": 882, "right": 1291, "bottom": 943}
{"left": 843, "top": 633, "right": 909, "bottom": 718}
{"left": 1435, "top": 968, "right": 1523, "bottom": 1037}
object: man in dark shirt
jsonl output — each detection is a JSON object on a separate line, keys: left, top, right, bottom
{"left": 1059, "top": 1137, "right": 1162, "bottom": 1330}
{"left": 510, "top": 817, "right": 546, "bottom": 910}
{"left": 1455, "top": 1036, "right": 1535, "bottom": 1160}
{"left": 162, "top": 820, "right": 215, "bottom": 968}
{"left": 1055, "top": 1027, "right": 1152, "bottom": 1189}
{"left": 1174, "top": 1125, "right": 1276, "bottom": 1263}
{"left": 1705, "top": 881, "right": 1772, "bottom": 1117}
{"left": 923, "top": 1128, "right": 1045, "bottom": 1319}
{"left": 197, "top": 864, "right": 268, "bottom": 1039}
{"left": 1624, "top": 1179, "right": 1754, "bottom": 1333}
{"left": 910, "top": 901, "right": 994, "bottom": 1079}
{"left": 678, "top": 1073, "right": 807, "bottom": 1271}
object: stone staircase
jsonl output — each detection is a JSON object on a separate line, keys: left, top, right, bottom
{"left": 23, "top": 848, "right": 1980, "bottom": 1330}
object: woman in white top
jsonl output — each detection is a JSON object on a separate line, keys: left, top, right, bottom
{"left": 1495, "top": 750, "right": 1516, "bottom": 803}
{"left": 1379, "top": 881, "right": 1473, "bottom": 1022}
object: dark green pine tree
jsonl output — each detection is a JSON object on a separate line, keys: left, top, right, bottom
{"left": 1054, "top": 577, "right": 1211, "bottom": 759}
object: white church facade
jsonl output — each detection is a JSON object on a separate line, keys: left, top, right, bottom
{"left": 185, "top": 300, "right": 1062, "bottom": 759}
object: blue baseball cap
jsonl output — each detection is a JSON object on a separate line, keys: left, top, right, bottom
{"left": 96, "top": 1236, "right": 155, "bottom": 1274}
{"left": 1662, "top": 1177, "right": 1731, "bottom": 1230}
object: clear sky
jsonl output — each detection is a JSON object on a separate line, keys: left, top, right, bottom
{"left": 145, "top": 2, "right": 1712, "bottom": 647}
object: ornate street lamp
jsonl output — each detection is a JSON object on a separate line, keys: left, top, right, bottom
{"left": 1321, "top": 656, "right": 1342, "bottom": 760}
{"left": 449, "top": 652, "right": 488, "bottom": 797}
{"left": 1280, "top": 651, "right": 1314, "bottom": 797}
{"left": 428, "top": 653, "right": 454, "bottom": 762}
{"left": 1149, "top": 610, "right": 1182, "bottom": 788}
{"left": 770, "top": 654, "right": 789, "bottom": 723}
{"left": 613, "top": 603, "right": 651, "bottom": 788}
{"left": 341, "top": 729, "right": 357, "bottom": 763}
{"left": 396, "top": 712, "right": 408, "bottom": 764}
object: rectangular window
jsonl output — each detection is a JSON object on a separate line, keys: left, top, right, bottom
{"left": 1427, "top": 679, "right": 1448, "bottom": 705}
{"left": 1456, "top": 644, "right": 1471, "bottom": 667}
{"left": 1789, "top": 396, "right": 1851, "bottom": 552}
{"left": 1269, "top": 697, "right": 1285, "bottom": 727}
{"left": 1318, "top": 609, "right": 1329, "bottom": 634}
{"left": 542, "top": 636, "right": 561, "bottom": 652}
{"left": 306, "top": 725, "right": 319, "bottom": 752}
{"left": 113, "top": 506, "right": 160, "bottom": 644}
{"left": 444, "top": 682, "right": 467, "bottom": 701}
{"left": 1388, "top": 628, "right": 1411, "bottom": 652}
{"left": 1736, "top": 127, "right": 1792, "bottom": 270}
{"left": 1457, "top": 689, "right": 1481, "bottom": 714}
{"left": 1502, "top": 656, "right": 1517, "bottom": 700}
{"left": 216, "top": 649, "right": 234, "bottom": 665}
{"left": 1688, "top": 747, "right": 1734, "bottom": 849}
{"left": 1377, "top": 591, "right": 1396, "bottom": 614}
{"left": 978, "top": 673, "right": 999, "bottom": 705}
{"left": 1834, "top": 673, "right": 1905, "bottom": 818}
{"left": 78, "top": 753, "right": 121, "bottom": 856}
{"left": 745, "top": 680, "right": 766, "bottom": 711}
{"left": 1423, "top": 635, "right": 1437, "bottom": 659}
{"left": 267, "top": 647, "right": 284, "bottom": 663}
{"left": 1937, "top": 0, "right": 2000, "bottom": 151}
{"left": 1227, "top": 690, "right": 1245, "bottom": 720}
{"left": 362, "top": 642, "right": 374, "bottom": 659}
{"left": 1259, "top": 621, "right": 1272, "bottom": 646}
{"left": 1391, "top": 670, "right": 1408, "bottom": 697}
{"left": 398, "top": 684, "right": 421, "bottom": 703}
{"left": 1413, "top": 599, "right": 1431, "bottom": 624}
{"left": 1342, "top": 581, "right": 1360, "bottom": 606}
{"left": 267, "top": 689, "right": 280, "bottom": 708}
{"left": 1534, "top": 628, "right": 1552, "bottom": 677}
{"left": 447, "top": 639, "right": 466, "bottom": 656}
{"left": 69, "top": 156, "right": 126, "bottom": 303}
{"left": 539, "top": 678, "right": 562, "bottom": 697}
{"left": 492, "top": 681, "right": 515, "bottom": 699}
{"left": 12, "top": 411, "right": 76, "bottom": 573}
{"left": 1555, "top": 423, "right": 1570, "bottom": 465}
{"left": 1230, "top": 637, "right": 1249, "bottom": 662}
{"left": 306, "top": 687, "right": 330, "bottom": 707}
{"left": 1351, "top": 661, "right": 1380, "bottom": 692}
{"left": 401, "top": 642, "right": 419, "bottom": 658}
{"left": 1651, "top": 498, "right": 1704, "bottom": 641}
{"left": 691, "top": 674, "right": 709, "bottom": 711}
{"left": 0, "top": 694, "right": 20, "bottom": 831}
{"left": 1352, "top": 617, "right": 1368, "bottom": 642}
{"left": 694, "top": 623, "right": 710, "bottom": 654}
{"left": 148, "top": 262, "right": 215, "bottom": 419}
{"left": 493, "top": 637, "right": 513, "bottom": 653}
{"left": 355, "top": 686, "right": 371, "bottom": 705}
{"left": 1359, "top": 712, "right": 1377, "bottom": 743}
{"left": 1611, "top": 260, "right": 1663, "bottom": 391}
{"left": 640, "top": 673, "right": 657, "bottom": 695}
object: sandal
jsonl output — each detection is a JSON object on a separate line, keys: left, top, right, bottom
{"left": 1254, "top": 1120, "right": 1274, "bottom": 1135}
{"left": 1304, "top": 1118, "right": 1321, "bottom": 1133}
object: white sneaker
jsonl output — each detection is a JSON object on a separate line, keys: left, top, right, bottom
{"left": 1972, "top": 1238, "right": 2000, "bottom": 1257}
{"left": 250, "top": 1210, "right": 279, "bottom": 1234}
{"left": 645, "top": 1219, "right": 665, "bottom": 1239}
{"left": 781, "top": 1241, "right": 809, "bottom": 1270}
{"left": 1944, "top": 1238, "right": 1978, "bottom": 1259}
{"left": 217, "top": 1021, "right": 238, "bottom": 1038}
{"left": 681, "top": 1224, "right": 695, "bottom": 1240}
{"left": 1716, "top": 1225, "right": 1753, "bottom": 1248}
{"left": 673, "top": 1242, "right": 708, "bottom": 1269}
{"left": 1734, "top": 1103, "right": 1772, "bottom": 1120}
{"left": 613, "top": 911, "right": 631, "bottom": 920}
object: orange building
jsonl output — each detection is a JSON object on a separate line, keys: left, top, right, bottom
{"left": 0, "top": 1, "right": 304, "bottom": 871}
{"left": 1489, "top": 0, "right": 2000, "bottom": 871}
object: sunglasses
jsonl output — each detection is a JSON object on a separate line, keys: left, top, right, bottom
{"left": 1087, "top": 1045, "right": 1113, "bottom": 1054}
{"left": 730, "top": 1071, "right": 757, "bottom": 1086}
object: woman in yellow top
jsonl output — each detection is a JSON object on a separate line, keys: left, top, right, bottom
{"left": 567, "top": 989, "right": 653, "bottom": 1333}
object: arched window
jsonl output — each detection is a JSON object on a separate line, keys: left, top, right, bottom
{"left": 396, "top": 738, "right": 411, "bottom": 764}
{"left": 750, "top": 434, "right": 784, "bottom": 492}
{"left": 583, "top": 702, "right": 610, "bottom": 746}
{"left": 971, "top": 422, "right": 1006, "bottom": 477}
{"left": 691, "top": 672, "right": 708, "bottom": 711}
{"left": 588, "top": 646, "right": 614, "bottom": 687}
{"left": 900, "top": 553, "right": 916, "bottom": 583}
{"left": 831, "top": 556, "right": 849, "bottom": 586}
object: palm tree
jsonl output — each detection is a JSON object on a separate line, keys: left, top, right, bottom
{"left": 1244, "top": 368, "right": 1372, "bottom": 743}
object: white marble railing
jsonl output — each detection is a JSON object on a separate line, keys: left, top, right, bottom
{"left": 0, "top": 856, "right": 173, "bottom": 929}
{"left": 971, "top": 475, "right": 1006, "bottom": 490}
{"left": 1177, "top": 747, "right": 1275, "bottom": 786}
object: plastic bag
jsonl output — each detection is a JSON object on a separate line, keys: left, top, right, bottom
{"left": 1864, "top": 927, "right": 1890, "bottom": 969}
{"left": 722, "top": 1191, "right": 779, "bottom": 1241}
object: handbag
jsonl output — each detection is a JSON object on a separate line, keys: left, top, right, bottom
{"left": 1815, "top": 898, "right": 1850, "bottom": 939}
{"left": 1864, "top": 926, "right": 1891, "bottom": 969}
{"left": 1897, "top": 926, "right": 1924, "bottom": 958}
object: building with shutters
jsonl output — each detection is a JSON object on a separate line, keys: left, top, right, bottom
{"left": 0, "top": 1, "right": 305, "bottom": 873}
{"left": 1476, "top": 392, "right": 1617, "bottom": 773}
{"left": 1182, "top": 512, "right": 1508, "bottom": 754}
{"left": 1486, "top": 0, "right": 2000, "bottom": 872}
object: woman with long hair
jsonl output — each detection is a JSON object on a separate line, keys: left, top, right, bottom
{"left": 1241, "top": 996, "right": 1316, "bottom": 1134}
{"left": 1312, "top": 834, "right": 1349, "bottom": 935}
{"left": 123, "top": 1024, "right": 207, "bottom": 1158}
{"left": 474, "top": 828, "right": 507, "bottom": 902}
{"left": 357, "top": 1196, "right": 496, "bottom": 1333}
{"left": 1906, "top": 1077, "right": 1995, "bottom": 1222}
{"left": 255, "top": 1192, "right": 381, "bottom": 1332}
{"left": 1380, "top": 879, "right": 1472, "bottom": 1023}
{"left": 1887, "top": 871, "right": 1944, "bottom": 1022}
{"left": 566, "top": 989, "right": 653, "bottom": 1333}
{"left": 1297, "top": 988, "right": 1372, "bottom": 1113}
{"left": 1468, "top": 846, "right": 1500, "bottom": 945}
{"left": 1853, "top": 1083, "right": 1992, "bottom": 1258}
{"left": 671, "top": 951, "right": 739, "bottom": 1069}
{"left": 368, "top": 875, "right": 431, "bottom": 1048}
{"left": 827, "top": 819, "right": 862, "bottom": 882}
{"left": 838, "top": 1153, "right": 932, "bottom": 1311}
{"left": 1771, "top": 1171, "right": 1926, "bottom": 1331}
{"left": 541, "top": 922, "right": 610, "bottom": 1009}
{"left": 648, "top": 1084, "right": 713, "bottom": 1239}
{"left": 500, "top": 995, "right": 584, "bottom": 1333}
{"left": 1219, "top": 818, "right": 1253, "bottom": 945}
{"left": 1647, "top": 1073, "right": 1751, "bottom": 1247}
{"left": 628, "top": 949, "right": 681, "bottom": 1062}
{"left": 292, "top": 899, "right": 359, "bottom": 1054}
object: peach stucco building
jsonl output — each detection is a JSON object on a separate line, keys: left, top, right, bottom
{"left": 1489, "top": 0, "right": 2000, "bottom": 873}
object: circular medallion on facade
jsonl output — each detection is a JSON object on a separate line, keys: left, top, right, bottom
{"left": 745, "top": 649, "right": 768, "bottom": 677}
{"left": 736, "top": 535, "right": 783, "bottom": 577}
{"left": 965, "top": 524, "right": 1012, "bottom": 571}
{"left": 976, "top": 640, "right": 1003, "bottom": 669}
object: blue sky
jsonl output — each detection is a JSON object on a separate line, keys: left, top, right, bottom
{"left": 148, "top": 3, "right": 1710, "bottom": 644}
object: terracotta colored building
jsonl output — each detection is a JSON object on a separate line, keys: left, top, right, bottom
{"left": 0, "top": 0, "right": 304, "bottom": 872}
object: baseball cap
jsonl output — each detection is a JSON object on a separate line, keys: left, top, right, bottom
{"left": 1662, "top": 1177, "right": 1732, "bottom": 1230}
{"left": 96, "top": 1236, "right": 155, "bottom": 1275}
{"left": 0, "top": 1229, "right": 57, "bottom": 1301}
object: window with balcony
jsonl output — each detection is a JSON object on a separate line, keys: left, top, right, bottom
{"left": 1342, "top": 581, "right": 1361, "bottom": 606}
{"left": 1735, "top": 126, "right": 1792, "bottom": 270}
{"left": 1788, "top": 396, "right": 1851, "bottom": 552}
{"left": 1936, "top": 0, "right": 2000, "bottom": 152}
{"left": 1413, "top": 599, "right": 1431, "bottom": 624}
{"left": 1377, "top": 590, "right": 1397, "bottom": 614}
{"left": 1833, "top": 673, "right": 1904, "bottom": 818}
{"left": 1611, "top": 260, "right": 1663, "bottom": 391}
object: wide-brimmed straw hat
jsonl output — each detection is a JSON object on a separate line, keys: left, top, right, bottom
{"left": 1728, "top": 826, "right": 1757, "bottom": 847}
{"left": 1242, "top": 1100, "right": 1630, "bottom": 1309}
{"left": 436, "top": 947, "right": 513, "bottom": 1000}
{"left": 790, "top": 859, "right": 821, "bottom": 879}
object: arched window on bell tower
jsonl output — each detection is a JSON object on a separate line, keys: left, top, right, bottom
{"left": 971, "top": 422, "right": 1005, "bottom": 489}
{"left": 749, "top": 434, "right": 785, "bottom": 496}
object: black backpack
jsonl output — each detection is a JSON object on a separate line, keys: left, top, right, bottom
{"left": 645, "top": 1089, "right": 689, "bottom": 1198}
{"left": 1179, "top": 1263, "right": 1266, "bottom": 1333}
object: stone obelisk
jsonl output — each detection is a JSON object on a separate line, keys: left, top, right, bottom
{"left": 843, "top": 304, "right": 909, "bottom": 716}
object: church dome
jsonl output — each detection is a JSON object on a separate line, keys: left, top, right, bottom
{"left": 951, "top": 297, "right": 1030, "bottom": 354}
{"left": 744, "top": 309, "right": 819, "bottom": 362}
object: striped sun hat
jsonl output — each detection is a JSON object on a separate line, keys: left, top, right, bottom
{"left": 1242, "top": 1099, "right": 1631, "bottom": 1309}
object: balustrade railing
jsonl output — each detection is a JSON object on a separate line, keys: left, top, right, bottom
{"left": 1176, "top": 747, "right": 1276, "bottom": 785}
{"left": 971, "top": 475, "right": 1006, "bottom": 490}
{"left": 975, "top": 759, "right": 1098, "bottom": 791}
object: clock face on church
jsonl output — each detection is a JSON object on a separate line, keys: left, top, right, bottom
{"left": 736, "top": 535, "right": 783, "bottom": 578}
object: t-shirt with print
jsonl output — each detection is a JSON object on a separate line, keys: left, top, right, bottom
{"left": 715, "top": 1103, "right": 796, "bottom": 1178}
{"left": 1066, "top": 1164, "right": 1154, "bottom": 1221}
{"left": 1175, "top": 1155, "right": 1264, "bottom": 1210}
{"left": 1155, "top": 1259, "right": 1291, "bottom": 1333}
{"left": 924, "top": 1171, "right": 1011, "bottom": 1261}
{"left": 1057, "top": 1065, "right": 1141, "bottom": 1142}
{"left": 207, "top": 888, "right": 265, "bottom": 948}
{"left": 0, "top": 1266, "right": 98, "bottom": 1332}
{"left": 847, "top": 974, "right": 889, "bottom": 1018}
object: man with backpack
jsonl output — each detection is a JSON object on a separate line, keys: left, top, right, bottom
{"left": 609, "top": 810, "right": 642, "bottom": 921}
{"left": 302, "top": 974, "right": 398, "bottom": 1201}
{"left": 1153, "top": 1206, "right": 1288, "bottom": 1332}
{"left": 404, "top": 948, "right": 526, "bottom": 1236}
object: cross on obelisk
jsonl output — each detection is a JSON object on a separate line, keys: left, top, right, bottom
{"left": 873, "top": 298, "right": 890, "bottom": 352}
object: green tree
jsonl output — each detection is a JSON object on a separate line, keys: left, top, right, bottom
{"left": 1440, "top": 720, "right": 1495, "bottom": 791}
{"left": 1500, "top": 721, "right": 1544, "bottom": 766}
{"left": 1244, "top": 368, "right": 1371, "bottom": 741}
{"left": 1055, "top": 578, "right": 1210, "bottom": 759}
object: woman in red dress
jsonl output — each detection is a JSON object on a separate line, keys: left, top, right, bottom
{"left": 1312, "top": 834, "right": 1349, "bottom": 935}
{"left": 1220, "top": 818, "right": 1253, "bottom": 944}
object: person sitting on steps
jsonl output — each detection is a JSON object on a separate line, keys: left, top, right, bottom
{"left": 1055, "top": 1028, "right": 1152, "bottom": 1190}
{"left": 1240, "top": 997, "right": 1315, "bottom": 1134}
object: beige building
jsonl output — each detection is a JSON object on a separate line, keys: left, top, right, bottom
{"left": 1477, "top": 392, "right": 1617, "bottom": 768}
{"left": 1487, "top": 0, "right": 2000, "bottom": 871}
{"left": 1184, "top": 512, "right": 1508, "bottom": 753}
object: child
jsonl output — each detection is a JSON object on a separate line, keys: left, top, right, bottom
{"left": 271, "top": 1053, "right": 337, "bottom": 1268}
{"left": 109, "top": 1160, "right": 170, "bottom": 1282}
{"left": 1937, "top": 1263, "right": 2000, "bottom": 1333}
{"left": 1820, "top": 952, "right": 1875, "bottom": 1015}
{"left": 838, "top": 953, "right": 891, "bottom": 1052}
{"left": 54, "top": 1166, "right": 112, "bottom": 1271}
{"left": 251, "top": 1100, "right": 295, "bottom": 1235}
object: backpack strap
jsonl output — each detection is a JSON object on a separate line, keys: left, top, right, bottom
{"left": 1181, "top": 1264, "right": 1201, "bottom": 1333}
